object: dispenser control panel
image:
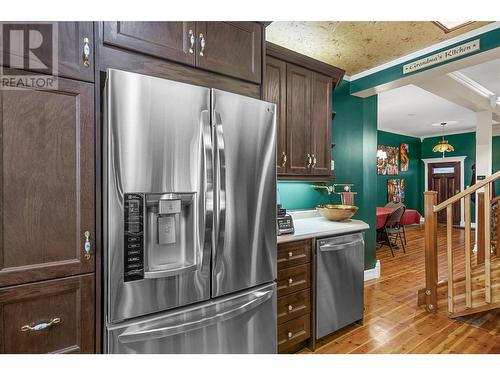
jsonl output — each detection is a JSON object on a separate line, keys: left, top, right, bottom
{"left": 124, "top": 193, "right": 144, "bottom": 282}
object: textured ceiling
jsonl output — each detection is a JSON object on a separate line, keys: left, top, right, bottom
{"left": 266, "top": 21, "right": 493, "bottom": 76}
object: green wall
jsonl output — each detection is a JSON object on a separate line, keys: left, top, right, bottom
{"left": 376, "top": 131, "right": 422, "bottom": 212}
{"left": 277, "top": 80, "right": 378, "bottom": 270}
{"left": 493, "top": 135, "right": 500, "bottom": 195}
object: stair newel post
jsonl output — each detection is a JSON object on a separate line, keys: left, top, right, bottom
{"left": 484, "top": 183, "right": 491, "bottom": 303}
{"left": 465, "top": 194, "right": 472, "bottom": 308}
{"left": 424, "top": 191, "right": 438, "bottom": 313}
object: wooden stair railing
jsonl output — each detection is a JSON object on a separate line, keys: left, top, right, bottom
{"left": 421, "top": 170, "right": 500, "bottom": 317}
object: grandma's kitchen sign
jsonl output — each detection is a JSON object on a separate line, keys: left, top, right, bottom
{"left": 403, "top": 39, "right": 480, "bottom": 74}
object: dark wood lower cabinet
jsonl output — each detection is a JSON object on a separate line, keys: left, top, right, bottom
{"left": 277, "top": 239, "right": 314, "bottom": 353}
{"left": 0, "top": 274, "right": 95, "bottom": 354}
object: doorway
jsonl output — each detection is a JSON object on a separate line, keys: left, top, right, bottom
{"left": 428, "top": 161, "right": 461, "bottom": 225}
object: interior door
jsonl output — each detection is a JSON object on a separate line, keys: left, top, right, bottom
{"left": 103, "top": 22, "right": 196, "bottom": 66}
{"left": 0, "top": 70, "right": 95, "bottom": 287}
{"left": 195, "top": 22, "right": 262, "bottom": 84}
{"left": 106, "top": 283, "right": 276, "bottom": 354}
{"left": 264, "top": 57, "right": 287, "bottom": 174}
{"left": 428, "top": 162, "right": 461, "bottom": 224}
{"left": 212, "top": 89, "right": 276, "bottom": 298}
{"left": 310, "top": 72, "right": 332, "bottom": 176}
{"left": 286, "top": 63, "right": 312, "bottom": 175}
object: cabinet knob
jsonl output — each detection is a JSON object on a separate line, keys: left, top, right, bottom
{"left": 82, "top": 37, "right": 90, "bottom": 67}
{"left": 288, "top": 251, "right": 293, "bottom": 258}
{"left": 199, "top": 33, "right": 206, "bottom": 57}
{"left": 84, "top": 231, "right": 91, "bottom": 260}
{"left": 288, "top": 305, "right": 293, "bottom": 311}
{"left": 281, "top": 152, "right": 287, "bottom": 167}
{"left": 288, "top": 331, "right": 292, "bottom": 338}
{"left": 312, "top": 154, "right": 317, "bottom": 168}
{"left": 306, "top": 153, "right": 312, "bottom": 168}
{"left": 288, "top": 278, "right": 293, "bottom": 285}
{"left": 188, "top": 29, "right": 195, "bottom": 54}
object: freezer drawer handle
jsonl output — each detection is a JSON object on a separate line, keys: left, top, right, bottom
{"left": 319, "top": 240, "right": 363, "bottom": 252}
{"left": 118, "top": 288, "right": 273, "bottom": 343}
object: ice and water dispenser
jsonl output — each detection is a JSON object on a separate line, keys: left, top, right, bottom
{"left": 123, "top": 192, "right": 196, "bottom": 282}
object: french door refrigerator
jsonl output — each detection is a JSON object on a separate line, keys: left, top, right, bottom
{"left": 103, "top": 69, "right": 277, "bottom": 354}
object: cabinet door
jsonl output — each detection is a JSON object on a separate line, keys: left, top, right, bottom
{"left": 286, "top": 63, "right": 311, "bottom": 175}
{"left": 0, "top": 72, "right": 95, "bottom": 287}
{"left": 264, "top": 57, "right": 287, "bottom": 174}
{"left": 196, "top": 22, "right": 262, "bottom": 84}
{"left": 103, "top": 22, "right": 196, "bottom": 66}
{"left": 0, "top": 22, "right": 94, "bottom": 82}
{"left": 0, "top": 274, "right": 95, "bottom": 353}
{"left": 310, "top": 72, "right": 332, "bottom": 176}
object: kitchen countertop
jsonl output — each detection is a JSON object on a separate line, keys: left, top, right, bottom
{"left": 277, "top": 209, "right": 369, "bottom": 244}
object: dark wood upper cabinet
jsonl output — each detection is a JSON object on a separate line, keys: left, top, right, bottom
{"left": 195, "top": 22, "right": 262, "bottom": 84}
{"left": 286, "top": 64, "right": 312, "bottom": 175}
{"left": 265, "top": 42, "right": 344, "bottom": 180}
{"left": 0, "top": 72, "right": 95, "bottom": 287}
{"left": 264, "top": 57, "right": 287, "bottom": 174}
{"left": 103, "top": 21, "right": 197, "bottom": 66}
{"left": 0, "top": 22, "right": 94, "bottom": 82}
{"left": 310, "top": 73, "right": 333, "bottom": 176}
{"left": 0, "top": 274, "right": 95, "bottom": 353}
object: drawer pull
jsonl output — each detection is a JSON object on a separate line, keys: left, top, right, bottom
{"left": 288, "top": 331, "right": 292, "bottom": 338}
{"left": 288, "top": 304, "right": 293, "bottom": 311}
{"left": 288, "top": 251, "right": 293, "bottom": 258}
{"left": 188, "top": 29, "right": 195, "bottom": 54}
{"left": 199, "top": 33, "right": 206, "bottom": 56}
{"left": 21, "top": 317, "right": 61, "bottom": 332}
{"left": 288, "top": 278, "right": 293, "bottom": 285}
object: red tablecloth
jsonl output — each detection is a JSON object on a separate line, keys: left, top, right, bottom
{"left": 376, "top": 207, "right": 421, "bottom": 229}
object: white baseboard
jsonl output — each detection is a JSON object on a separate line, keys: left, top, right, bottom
{"left": 364, "top": 260, "right": 381, "bottom": 281}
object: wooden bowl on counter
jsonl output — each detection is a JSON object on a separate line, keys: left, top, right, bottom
{"left": 316, "top": 204, "right": 358, "bottom": 221}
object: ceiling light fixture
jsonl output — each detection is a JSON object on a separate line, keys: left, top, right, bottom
{"left": 432, "top": 122, "right": 455, "bottom": 157}
{"left": 433, "top": 21, "right": 474, "bottom": 33}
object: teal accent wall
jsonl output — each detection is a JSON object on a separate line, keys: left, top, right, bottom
{"left": 493, "top": 135, "right": 500, "bottom": 195}
{"left": 351, "top": 27, "right": 500, "bottom": 95}
{"left": 376, "top": 131, "right": 423, "bottom": 213}
{"left": 278, "top": 80, "right": 378, "bottom": 270}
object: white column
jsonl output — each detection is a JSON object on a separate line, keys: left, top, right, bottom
{"left": 474, "top": 110, "right": 492, "bottom": 250}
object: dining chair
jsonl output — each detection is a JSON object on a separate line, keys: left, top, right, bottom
{"left": 377, "top": 205, "right": 406, "bottom": 257}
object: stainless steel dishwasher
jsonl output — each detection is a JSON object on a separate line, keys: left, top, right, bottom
{"left": 316, "top": 232, "right": 364, "bottom": 339}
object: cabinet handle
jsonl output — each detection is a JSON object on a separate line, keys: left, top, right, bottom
{"left": 199, "top": 33, "right": 206, "bottom": 57}
{"left": 288, "top": 251, "right": 293, "bottom": 258}
{"left": 306, "top": 154, "right": 312, "bottom": 168}
{"left": 288, "top": 305, "right": 293, "bottom": 311}
{"left": 84, "top": 231, "right": 91, "bottom": 260}
{"left": 21, "top": 317, "right": 61, "bottom": 332}
{"left": 288, "top": 278, "right": 293, "bottom": 285}
{"left": 188, "top": 29, "right": 195, "bottom": 54}
{"left": 281, "top": 152, "right": 287, "bottom": 167}
{"left": 82, "top": 37, "right": 91, "bottom": 68}
{"left": 288, "top": 331, "right": 293, "bottom": 338}
{"left": 312, "top": 154, "right": 317, "bottom": 168}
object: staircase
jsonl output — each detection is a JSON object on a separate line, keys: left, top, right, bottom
{"left": 418, "top": 170, "right": 500, "bottom": 318}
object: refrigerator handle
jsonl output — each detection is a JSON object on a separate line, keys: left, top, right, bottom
{"left": 117, "top": 288, "right": 273, "bottom": 343}
{"left": 213, "top": 111, "right": 226, "bottom": 270}
{"left": 201, "top": 109, "right": 213, "bottom": 273}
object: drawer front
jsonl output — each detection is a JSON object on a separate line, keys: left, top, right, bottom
{"left": 277, "top": 289, "right": 310, "bottom": 325}
{"left": 0, "top": 274, "right": 95, "bottom": 354}
{"left": 277, "top": 264, "right": 310, "bottom": 297}
{"left": 278, "top": 314, "right": 311, "bottom": 353}
{"left": 277, "top": 239, "right": 311, "bottom": 270}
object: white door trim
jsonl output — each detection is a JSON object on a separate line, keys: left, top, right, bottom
{"left": 422, "top": 156, "right": 467, "bottom": 227}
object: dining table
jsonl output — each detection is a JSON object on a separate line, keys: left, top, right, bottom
{"left": 376, "top": 207, "right": 422, "bottom": 229}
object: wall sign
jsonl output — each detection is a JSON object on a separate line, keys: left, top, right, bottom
{"left": 403, "top": 39, "right": 480, "bottom": 74}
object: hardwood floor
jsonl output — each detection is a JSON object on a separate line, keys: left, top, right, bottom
{"left": 300, "top": 225, "right": 500, "bottom": 354}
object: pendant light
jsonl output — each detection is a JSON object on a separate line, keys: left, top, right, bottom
{"left": 432, "top": 122, "right": 454, "bottom": 157}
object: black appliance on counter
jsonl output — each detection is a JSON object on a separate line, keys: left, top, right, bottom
{"left": 276, "top": 204, "right": 294, "bottom": 236}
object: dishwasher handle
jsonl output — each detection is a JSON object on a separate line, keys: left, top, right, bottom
{"left": 319, "top": 239, "right": 363, "bottom": 252}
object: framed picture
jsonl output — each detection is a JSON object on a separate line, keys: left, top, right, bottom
{"left": 386, "top": 146, "right": 399, "bottom": 175}
{"left": 387, "top": 179, "right": 405, "bottom": 203}
{"left": 377, "top": 145, "right": 388, "bottom": 175}
{"left": 400, "top": 143, "right": 409, "bottom": 172}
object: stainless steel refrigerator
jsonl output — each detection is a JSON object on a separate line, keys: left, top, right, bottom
{"left": 103, "top": 69, "right": 277, "bottom": 354}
